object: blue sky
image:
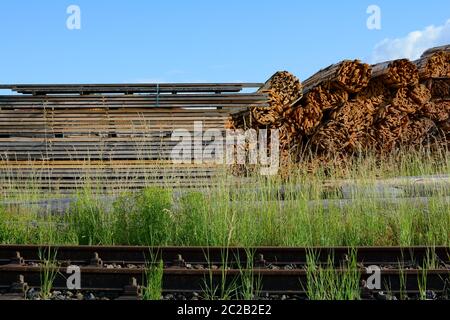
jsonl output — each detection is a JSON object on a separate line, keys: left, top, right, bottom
{"left": 0, "top": 0, "right": 449, "bottom": 85}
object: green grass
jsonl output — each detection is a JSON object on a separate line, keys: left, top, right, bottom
{"left": 0, "top": 150, "right": 447, "bottom": 301}
{"left": 305, "top": 249, "right": 361, "bottom": 300}
{"left": 142, "top": 259, "right": 164, "bottom": 301}
{"left": 69, "top": 189, "right": 116, "bottom": 245}
{"left": 113, "top": 187, "right": 173, "bottom": 246}
{"left": 38, "top": 248, "right": 59, "bottom": 300}
{"left": 0, "top": 150, "right": 449, "bottom": 247}
{"left": 202, "top": 249, "right": 238, "bottom": 300}
{"left": 236, "top": 249, "right": 262, "bottom": 300}
{"left": 0, "top": 189, "right": 448, "bottom": 247}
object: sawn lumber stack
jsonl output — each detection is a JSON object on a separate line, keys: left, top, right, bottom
{"left": 0, "top": 83, "right": 266, "bottom": 192}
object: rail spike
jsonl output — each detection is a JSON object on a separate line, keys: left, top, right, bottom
{"left": 9, "top": 252, "right": 25, "bottom": 266}
{"left": 10, "top": 275, "right": 28, "bottom": 295}
{"left": 255, "top": 254, "right": 267, "bottom": 268}
{"left": 173, "top": 254, "right": 187, "bottom": 268}
{"left": 89, "top": 252, "right": 103, "bottom": 267}
{"left": 116, "top": 278, "right": 142, "bottom": 301}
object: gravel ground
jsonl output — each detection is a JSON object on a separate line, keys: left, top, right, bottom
{"left": 26, "top": 289, "right": 112, "bottom": 301}
{"left": 161, "top": 291, "right": 447, "bottom": 301}
{"left": 0, "top": 289, "right": 446, "bottom": 301}
{"left": 24, "top": 260, "right": 449, "bottom": 271}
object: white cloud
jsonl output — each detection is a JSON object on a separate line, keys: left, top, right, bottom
{"left": 372, "top": 19, "right": 450, "bottom": 63}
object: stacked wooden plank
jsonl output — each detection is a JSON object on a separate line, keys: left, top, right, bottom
{"left": 0, "top": 83, "right": 263, "bottom": 95}
{"left": 0, "top": 108, "right": 230, "bottom": 160}
{"left": 0, "top": 83, "right": 265, "bottom": 193}
{"left": 0, "top": 160, "right": 220, "bottom": 195}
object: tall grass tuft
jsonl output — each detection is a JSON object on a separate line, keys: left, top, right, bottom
{"left": 306, "top": 249, "right": 361, "bottom": 300}
{"left": 176, "top": 192, "right": 210, "bottom": 246}
{"left": 202, "top": 249, "right": 238, "bottom": 300}
{"left": 113, "top": 187, "right": 173, "bottom": 246}
{"left": 142, "top": 259, "right": 164, "bottom": 301}
{"left": 38, "top": 248, "right": 59, "bottom": 300}
{"left": 237, "top": 249, "right": 262, "bottom": 300}
{"left": 69, "top": 189, "right": 115, "bottom": 245}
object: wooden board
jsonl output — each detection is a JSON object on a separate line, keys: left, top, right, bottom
{"left": 0, "top": 89, "right": 260, "bottom": 193}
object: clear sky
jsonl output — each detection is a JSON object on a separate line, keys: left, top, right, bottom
{"left": 0, "top": 0, "right": 449, "bottom": 85}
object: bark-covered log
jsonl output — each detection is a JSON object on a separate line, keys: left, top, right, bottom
{"left": 423, "top": 78, "right": 450, "bottom": 99}
{"left": 302, "top": 60, "right": 371, "bottom": 94}
{"left": 250, "top": 71, "right": 303, "bottom": 126}
{"left": 421, "top": 45, "right": 450, "bottom": 58}
{"left": 310, "top": 99, "right": 377, "bottom": 153}
{"left": 372, "top": 59, "right": 419, "bottom": 88}
{"left": 357, "top": 78, "right": 391, "bottom": 106}
{"left": 419, "top": 101, "right": 450, "bottom": 123}
{"left": 230, "top": 45, "right": 449, "bottom": 173}
{"left": 415, "top": 51, "right": 450, "bottom": 79}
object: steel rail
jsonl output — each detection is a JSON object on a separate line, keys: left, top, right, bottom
{"left": 0, "top": 246, "right": 448, "bottom": 267}
{"left": 0, "top": 246, "right": 448, "bottom": 299}
{"left": 0, "top": 266, "right": 448, "bottom": 297}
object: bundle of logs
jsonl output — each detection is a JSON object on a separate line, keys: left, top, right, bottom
{"left": 230, "top": 45, "right": 450, "bottom": 169}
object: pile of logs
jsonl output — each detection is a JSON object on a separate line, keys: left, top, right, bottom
{"left": 230, "top": 71, "right": 303, "bottom": 166}
{"left": 414, "top": 45, "right": 450, "bottom": 149}
{"left": 231, "top": 71, "right": 302, "bottom": 127}
{"left": 230, "top": 45, "right": 450, "bottom": 169}
{"left": 296, "top": 60, "right": 372, "bottom": 148}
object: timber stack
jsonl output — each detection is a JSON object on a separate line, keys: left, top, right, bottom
{"left": 0, "top": 45, "right": 448, "bottom": 190}
{"left": 230, "top": 45, "right": 450, "bottom": 169}
{"left": 0, "top": 83, "right": 267, "bottom": 192}
{"left": 230, "top": 71, "right": 303, "bottom": 166}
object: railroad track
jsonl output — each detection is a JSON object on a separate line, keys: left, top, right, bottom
{"left": 0, "top": 246, "right": 449, "bottom": 300}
